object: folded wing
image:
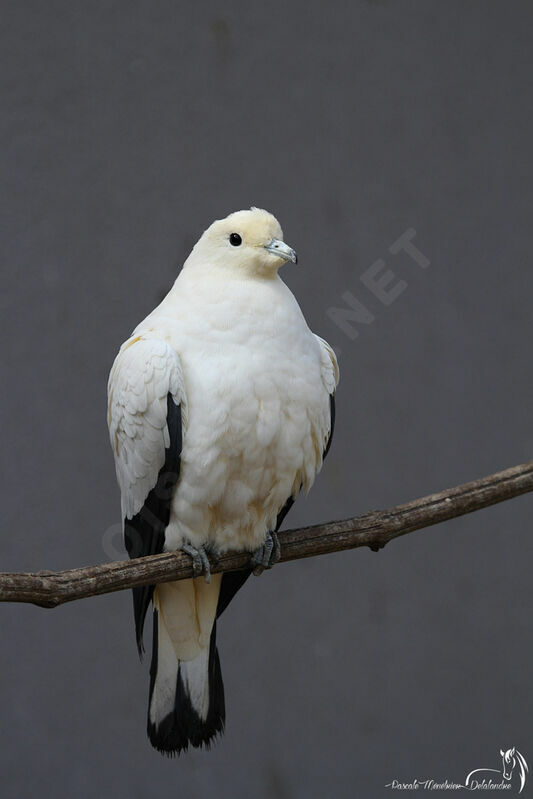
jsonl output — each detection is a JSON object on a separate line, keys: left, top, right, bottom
{"left": 107, "top": 334, "right": 187, "bottom": 653}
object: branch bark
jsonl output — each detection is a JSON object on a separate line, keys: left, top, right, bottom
{"left": 1, "top": 461, "right": 531, "bottom": 609}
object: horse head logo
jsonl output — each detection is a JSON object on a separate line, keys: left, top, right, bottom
{"left": 466, "top": 747, "right": 528, "bottom": 793}
{"left": 500, "top": 748, "right": 528, "bottom": 793}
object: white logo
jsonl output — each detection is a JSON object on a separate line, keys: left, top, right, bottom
{"left": 385, "top": 747, "right": 528, "bottom": 793}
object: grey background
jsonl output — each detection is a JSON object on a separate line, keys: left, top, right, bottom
{"left": 1, "top": 1, "right": 531, "bottom": 797}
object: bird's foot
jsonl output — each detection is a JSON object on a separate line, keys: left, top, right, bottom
{"left": 250, "top": 531, "right": 281, "bottom": 576}
{"left": 182, "top": 543, "right": 220, "bottom": 583}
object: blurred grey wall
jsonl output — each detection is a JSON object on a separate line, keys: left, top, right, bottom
{"left": 1, "top": 1, "right": 531, "bottom": 797}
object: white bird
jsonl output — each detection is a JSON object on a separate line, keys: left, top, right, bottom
{"left": 107, "top": 208, "right": 339, "bottom": 754}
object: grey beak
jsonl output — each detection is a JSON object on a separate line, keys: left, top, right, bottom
{"left": 265, "top": 238, "right": 298, "bottom": 264}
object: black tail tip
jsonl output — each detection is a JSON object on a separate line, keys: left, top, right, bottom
{"left": 147, "top": 711, "right": 225, "bottom": 756}
{"left": 147, "top": 622, "right": 226, "bottom": 756}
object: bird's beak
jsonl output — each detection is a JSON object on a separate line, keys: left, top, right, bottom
{"left": 264, "top": 238, "right": 298, "bottom": 264}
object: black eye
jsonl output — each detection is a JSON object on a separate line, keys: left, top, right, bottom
{"left": 229, "top": 233, "right": 242, "bottom": 246}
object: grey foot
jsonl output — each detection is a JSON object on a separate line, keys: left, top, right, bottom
{"left": 182, "top": 543, "right": 219, "bottom": 583}
{"left": 250, "top": 531, "right": 281, "bottom": 576}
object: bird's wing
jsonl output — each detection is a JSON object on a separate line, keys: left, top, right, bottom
{"left": 314, "top": 334, "right": 339, "bottom": 397}
{"left": 108, "top": 334, "right": 187, "bottom": 653}
{"left": 314, "top": 334, "right": 339, "bottom": 457}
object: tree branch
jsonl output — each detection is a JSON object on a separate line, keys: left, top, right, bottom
{"left": 1, "top": 461, "right": 531, "bottom": 609}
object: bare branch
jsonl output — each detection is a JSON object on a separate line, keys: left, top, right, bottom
{"left": 1, "top": 461, "right": 531, "bottom": 609}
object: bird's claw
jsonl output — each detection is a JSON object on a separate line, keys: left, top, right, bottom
{"left": 182, "top": 543, "right": 216, "bottom": 583}
{"left": 206, "top": 543, "right": 222, "bottom": 565}
{"left": 251, "top": 530, "right": 281, "bottom": 576}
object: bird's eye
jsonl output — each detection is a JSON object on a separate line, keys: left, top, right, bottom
{"left": 229, "top": 233, "right": 242, "bottom": 246}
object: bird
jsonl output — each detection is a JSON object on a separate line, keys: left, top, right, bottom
{"left": 107, "top": 207, "right": 339, "bottom": 755}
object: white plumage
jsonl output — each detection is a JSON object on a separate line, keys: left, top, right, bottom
{"left": 107, "top": 207, "right": 338, "bottom": 754}
{"left": 108, "top": 338, "right": 186, "bottom": 521}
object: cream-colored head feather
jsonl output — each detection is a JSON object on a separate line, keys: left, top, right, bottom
{"left": 184, "top": 207, "right": 297, "bottom": 277}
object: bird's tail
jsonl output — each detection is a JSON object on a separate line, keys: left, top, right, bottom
{"left": 147, "top": 575, "right": 224, "bottom": 755}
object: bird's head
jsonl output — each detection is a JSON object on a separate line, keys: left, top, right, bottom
{"left": 186, "top": 207, "right": 297, "bottom": 278}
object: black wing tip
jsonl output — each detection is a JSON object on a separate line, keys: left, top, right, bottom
{"left": 323, "top": 393, "right": 336, "bottom": 460}
{"left": 131, "top": 582, "right": 154, "bottom": 658}
{"left": 125, "top": 393, "right": 182, "bottom": 648}
{"left": 216, "top": 568, "right": 252, "bottom": 618}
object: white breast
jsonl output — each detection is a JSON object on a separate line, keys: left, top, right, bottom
{"left": 133, "top": 269, "right": 334, "bottom": 553}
